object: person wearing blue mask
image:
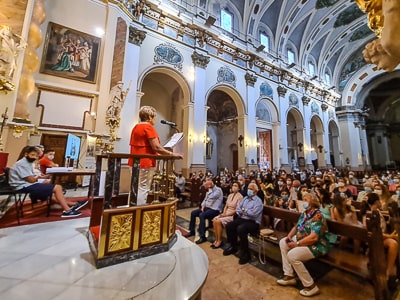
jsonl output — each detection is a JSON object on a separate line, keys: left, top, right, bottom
{"left": 223, "top": 182, "right": 263, "bottom": 264}
{"left": 276, "top": 193, "right": 329, "bottom": 297}
{"left": 357, "top": 182, "right": 373, "bottom": 202}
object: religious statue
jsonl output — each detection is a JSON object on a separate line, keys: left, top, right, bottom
{"left": 356, "top": 0, "right": 400, "bottom": 72}
{"left": 106, "top": 80, "right": 131, "bottom": 142}
{"left": 0, "top": 25, "right": 27, "bottom": 92}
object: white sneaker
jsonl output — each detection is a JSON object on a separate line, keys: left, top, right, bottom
{"left": 300, "top": 285, "right": 320, "bottom": 297}
{"left": 277, "top": 277, "right": 297, "bottom": 286}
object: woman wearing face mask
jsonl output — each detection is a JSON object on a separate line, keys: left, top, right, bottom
{"left": 332, "top": 177, "right": 353, "bottom": 199}
{"left": 211, "top": 182, "right": 243, "bottom": 249}
{"left": 373, "top": 183, "right": 393, "bottom": 211}
{"left": 356, "top": 182, "right": 373, "bottom": 202}
{"left": 276, "top": 193, "right": 329, "bottom": 297}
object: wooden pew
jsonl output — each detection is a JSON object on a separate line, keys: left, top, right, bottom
{"left": 252, "top": 206, "right": 392, "bottom": 300}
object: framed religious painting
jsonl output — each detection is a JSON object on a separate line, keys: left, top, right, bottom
{"left": 40, "top": 22, "right": 101, "bottom": 83}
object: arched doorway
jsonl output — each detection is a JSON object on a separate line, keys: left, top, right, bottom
{"left": 310, "top": 115, "right": 324, "bottom": 170}
{"left": 139, "top": 67, "right": 191, "bottom": 172}
{"left": 286, "top": 109, "right": 304, "bottom": 171}
{"left": 256, "top": 98, "right": 279, "bottom": 171}
{"left": 206, "top": 89, "right": 238, "bottom": 174}
{"left": 363, "top": 77, "right": 400, "bottom": 169}
{"left": 328, "top": 120, "right": 340, "bottom": 168}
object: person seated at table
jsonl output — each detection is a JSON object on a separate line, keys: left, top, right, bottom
{"left": 39, "top": 149, "right": 59, "bottom": 174}
{"left": 223, "top": 182, "right": 264, "bottom": 264}
{"left": 210, "top": 182, "right": 243, "bottom": 249}
{"left": 184, "top": 179, "right": 223, "bottom": 244}
{"left": 276, "top": 193, "right": 329, "bottom": 297}
{"left": 174, "top": 170, "right": 186, "bottom": 200}
{"left": 9, "top": 146, "right": 88, "bottom": 218}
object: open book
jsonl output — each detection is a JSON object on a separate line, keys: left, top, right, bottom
{"left": 163, "top": 132, "right": 184, "bottom": 148}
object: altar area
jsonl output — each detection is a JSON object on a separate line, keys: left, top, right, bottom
{"left": 0, "top": 217, "right": 208, "bottom": 299}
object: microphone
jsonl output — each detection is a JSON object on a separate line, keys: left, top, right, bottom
{"left": 160, "top": 120, "right": 177, "bottom": 127}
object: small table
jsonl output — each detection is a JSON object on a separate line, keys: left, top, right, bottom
{"left": 48, "top": 168, "right": 96, "bottom": 198}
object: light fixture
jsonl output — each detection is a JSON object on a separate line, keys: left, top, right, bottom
{"left": 189, "top": 133, "right": 193, "bottom": 143}
{"left": 279, "top": 144, "right": 283, "bottom": 150}
{"left": 203, "top": 135, "right": 211, "bottom": 143}
{"left": 238, "top": 135, "right": 244, "bottom": 147}
{"left": 205, "top": 16, "right": 216, "bottom": 26}
{"left": 256, "top": 45, "right": 265, "bottom": 52}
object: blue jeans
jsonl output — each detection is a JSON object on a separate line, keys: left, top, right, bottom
{"left": 189, "top": 207, "right": 220, "bottom": 238}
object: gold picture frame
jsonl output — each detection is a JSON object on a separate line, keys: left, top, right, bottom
{"left": 40, "top": 22, "right": 101, "bottom": 83}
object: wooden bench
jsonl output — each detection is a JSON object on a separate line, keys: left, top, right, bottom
{"left": 251, "top": 206, "right": 394, "bottom": 300}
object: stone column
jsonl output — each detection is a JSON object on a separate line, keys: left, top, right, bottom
{"left": 245, "top": 72, "right": 258, "bottom": 168}
{"left": 191, "top": 51, "right": 210, "bottom": 168}
{"left": 277, "top": 85, "right": 289, "bottom": 170}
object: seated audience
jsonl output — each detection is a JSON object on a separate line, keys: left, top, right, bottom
{"left": 39, "top": 149, "right": 59, "bottom": 174}
{"left": 210, "top": 182, "right": 243, "bottom": 249}
{"left": 9, "top": 146, "right": 88, "bottom": 218}
{"left": 223, "top": 182, "right": 263, "bottom": 264}
{"left": 185, "top": 179, "right": 223, "bottom": 244}
{"left": 364, "top": 192, "right": 398, "bottom": 287}
{"left": 276, "top": 193, "right": 329, "bottom": 297}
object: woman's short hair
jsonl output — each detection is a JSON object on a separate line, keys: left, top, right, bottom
{"left": 304, "top": 192, "right": 320, "bottom": 208}
{"left": 139, "top": 106, "right": 157, "bottom": 122}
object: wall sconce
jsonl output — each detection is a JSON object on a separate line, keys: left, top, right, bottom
{"left": 297, "top": 142, "right": 303, "bottom": 152}
{"left": 317, "top": 145, "right": 323, "bottom": 153}
{"left": 279, "top": 144, "right": 283, "bottom": 150}
{"left": 346, "top": 157, "right": 350, "bottom": 165}
{"left": 238, "top": 135, "right": 244, "bottom": 147}
{"left": 189, "top": 133, "right": 192, "bottom": 143}
{"left": 90, "top": 111, "right": 97, "bottom": 120}
{"left": 203, "top": 135, "right": 211, "bottom": 144}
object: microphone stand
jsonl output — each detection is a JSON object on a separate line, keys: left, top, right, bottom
{"left": 169, "top": 125, "right": 180, "bottom": 134}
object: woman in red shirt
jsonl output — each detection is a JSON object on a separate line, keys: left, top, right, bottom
{"left": 129, "top": 106, "right": 182, "bottom": 205}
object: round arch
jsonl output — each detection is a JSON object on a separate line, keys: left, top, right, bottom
{"left": 328, "top": 120, "right": 341, "bottom": 168}
{"left": 255, "top": 97, "right": 279, "bottom": 123}
{"left": 138, "top": 65, "right": 192, "bottom": 105}
{"left": 205, "top": 84, "right": 246, "bottom": 116}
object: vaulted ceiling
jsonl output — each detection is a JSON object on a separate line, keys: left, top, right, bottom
{"left": 213, "top": 0, "right": 374, "bottom": 88}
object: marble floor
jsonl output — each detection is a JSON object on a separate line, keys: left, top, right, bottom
{"left": 0, "top": 195, "right": 385, "bottom": 300}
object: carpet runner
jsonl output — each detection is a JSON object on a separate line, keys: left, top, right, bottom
{"left": 0, "top": 197, "right": 91, "bottom": 228}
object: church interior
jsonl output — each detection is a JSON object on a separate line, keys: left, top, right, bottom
{"left": 1, "top": 0, "right": 400, "bottom": 299}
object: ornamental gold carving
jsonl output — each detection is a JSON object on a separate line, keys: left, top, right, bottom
{"left": 169, "top": 205, "right": 176, "bottom": 236}
{"left": 108, "top": 214, "right": 133, "bottom": 252}
{"left": 141, "top": 209, "right": 162, "bottom": 245}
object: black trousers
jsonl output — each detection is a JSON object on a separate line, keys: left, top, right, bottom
{"left": 226, "top": 217, "right": 259, "bottom": 253}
